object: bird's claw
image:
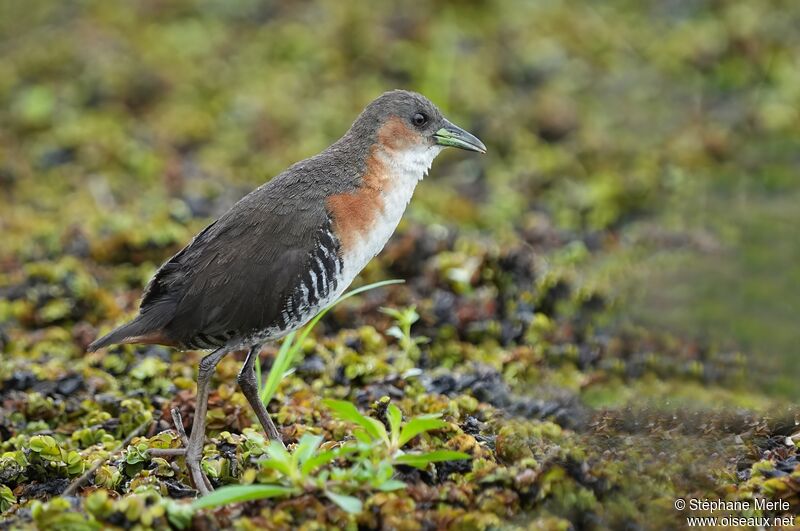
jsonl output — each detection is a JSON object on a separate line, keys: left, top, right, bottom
{"left": 148, "top": 447, "right": 213, "bottom": 494}
{"left": 148, "top": 408, "right": 214, "bottom": 494}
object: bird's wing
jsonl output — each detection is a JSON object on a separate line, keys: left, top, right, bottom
{"left": 138, "top": 179, "right": 331, "bottom": 348}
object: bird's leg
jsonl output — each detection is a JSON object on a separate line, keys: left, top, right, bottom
{"left": 237, "top": 345, "right": 286, "bottom": 449}
{"left": 150, "top": 347, "right": 228, "bottom": 495}
{"left": 150, "top": 349, "right": 228, "bottom": 493}
{"left": 185, "top": 347, "right": 228, "bottom": 494}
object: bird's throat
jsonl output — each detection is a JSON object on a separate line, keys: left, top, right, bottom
{"left": 325, "top": 143, "right": 441, "bottom": 298}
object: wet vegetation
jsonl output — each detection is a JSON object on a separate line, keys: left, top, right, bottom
{"left": 1, "top": 1, "right": 799, "bottom": 529}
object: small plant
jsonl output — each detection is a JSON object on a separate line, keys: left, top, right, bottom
{"left": 192, "top": 433, "right": 361, "bottom": 513}
{"left": 381, "top": 305, "right": 429, "bottom": 359}
{"left": 193, "top": 402, "right": 470, "bottom": 515}
{"left": 123, "top": 442, "right": 151, "bottom": 476}
{"left": 81, "top": 487, "right": 194, "bottom": 529}
{"left": 323, "top": 399, "right": 469, "bottom": 468}
{"left": 27, "top": 435, "right": 85, "bottom": 477}
{"left": 0, "top": 485, "right": 15, "bottom": 513}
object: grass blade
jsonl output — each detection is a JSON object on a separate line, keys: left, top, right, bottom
{"left": 323, "top": 399, "right": 386, "bottom": 442}
{"left": 386, "top": 403, "right": 402, "bottom": 446}
{"left": 192, "top": 485, "right": 296, "bottom": 510}
{"left": 376, "top": 479, "right": 406, "bottom": 492}
{"left": 398, "top": 415, "right": 447, "bottom": 447}
{"left": 293, "top": 433, "right": 323, "bottom": 467}
{"left": 394, "top": 450, "right": 471, "bottom": 469}
{"left": 260, "top": 330, "right": 297, "bottom": 405}
{"left": 324, "top": 491, "right": 363, "bottom": 514}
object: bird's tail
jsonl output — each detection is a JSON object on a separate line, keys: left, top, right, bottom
{"left": 87, "top": 316, "right": 173, "bottom": 352}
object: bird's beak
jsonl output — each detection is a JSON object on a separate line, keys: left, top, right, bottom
{"left": 434, "top": 120, "right": 487, "bottom": 154}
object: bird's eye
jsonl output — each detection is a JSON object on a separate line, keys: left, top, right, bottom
{"left": 412, "top": 113, "right": 427, "bottom": 127}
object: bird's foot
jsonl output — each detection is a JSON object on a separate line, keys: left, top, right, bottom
{"left": 148, "top": 408, "right": 214, "bottom": 494}
{"left": 148, "top": 447, "right": 186, "bottom": 456}
{"left": 148, "top": 447, "right": 213, "bottom": 493}
{"left": 187, "top": 455, "right": 213, "bottom": 495}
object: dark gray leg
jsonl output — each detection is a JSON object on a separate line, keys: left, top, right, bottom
{"left": 237, "top": 345, "right": 285, "bottom": 448}
{"left": 185, "top": 348, "right": 228, "bottom": 494}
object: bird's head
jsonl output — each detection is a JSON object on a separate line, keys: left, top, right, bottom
{"left": 350, "top": 90, "right": 486, "bottom": 165}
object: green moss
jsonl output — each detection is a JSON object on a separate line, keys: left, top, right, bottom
{"left": 1, "top": 0, "right": 798, "bottom": 528}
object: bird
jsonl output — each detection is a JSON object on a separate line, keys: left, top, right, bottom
{"left": 87, "top": 89, "right": 486, "bottom": 494}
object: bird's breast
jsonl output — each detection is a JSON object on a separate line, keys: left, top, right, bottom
{"left": 326, "top": 144, "right": 436, "bottom": 290}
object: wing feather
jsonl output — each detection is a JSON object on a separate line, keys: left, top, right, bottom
{"left": 134, "top": 179, "right": 330, "bottom": 346}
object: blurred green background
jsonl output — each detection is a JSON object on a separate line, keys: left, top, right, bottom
{"left": 3, "top": 1, "right": 800, "bottom": 527}
{"left": 2, "top": 0, "right": 797, "bottom": 395}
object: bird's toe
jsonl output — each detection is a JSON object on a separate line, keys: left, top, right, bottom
{"left": 148, "top": 447, "right": 187, "bottom": 456}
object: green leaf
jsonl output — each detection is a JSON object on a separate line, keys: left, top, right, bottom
{"left": 323, "top": 399, "right": 368, "bottom": 426}
{"left": 300, "top": 449, "right": 336, "bottom": 476}
{"left": 192, "top": 485, "right": 297, "bottom": 510}
{"left": 398, "top": 415, "right": 447, "bottom": 447}
{"left": 323, "top": 399, "right": 387, "bottom": 442}
{"left": 367, "top": 416, "right": 389, "bottom": 444}
{"left": 262, "top": 442, "right": 293, "bottom": 476}
{"left": 0, "top": 484, "right": 16, "bottom": 512}
{"left": 324, "top": 491, "right": 363, "bottom": 514}
{"left": 386, "top": 326, "right": 404, "bottom": 340}
{"left": 301, "top": 444, "right": 357, "bottom": 476}
{"left": 293, "top": 434, "right": 323, "bottom": 468}
{"left": 376, "top": 479, "right": 407, "bottom": 492}
{"left": 352, "top": 429, "right": 373, "bottom": 445}
{"left": 386, "top": 404, "right": 402, "bottom": 441}
{"left": 374, "top": 460, "right": 395, "bottom": 482}
{"left": 164, "top": 498, "right": 195, "bottom": 529}
{"left": 380, "top": 307, "right": 403, "bottom": 319}
{"left": 394, "top": 450, "right": 471, "bottom": 469}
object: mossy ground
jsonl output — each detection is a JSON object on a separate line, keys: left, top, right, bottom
{"left": 1, "top": 1, "right": 799, "bottom": 530}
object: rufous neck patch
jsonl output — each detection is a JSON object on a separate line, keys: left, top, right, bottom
{"left": 377, "top": 116, "right": 419, "bottom": 151}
